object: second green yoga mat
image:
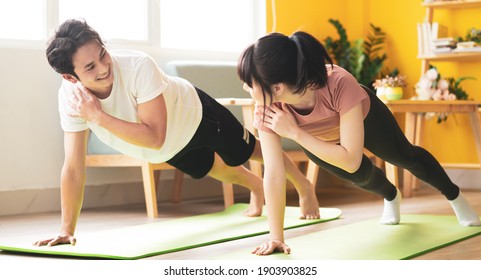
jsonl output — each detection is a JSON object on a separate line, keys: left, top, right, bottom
{"left": 217, "top": 214, "right": 481, "bottom": 260}
{"left": 0, "top": 204, "right": 341, "bottom": 260}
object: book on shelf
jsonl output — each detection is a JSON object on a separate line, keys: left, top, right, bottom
{"left": 419, "top": 22, "right": 433, "bottom": 56}
{"left": 431, "top": 37, "right": 456, "bottom": 53}
{"left": 453, "top": 46, "right": 481, "bottom": 53}
{"left": 431, "top": 22, "right": 448, "bottom": 40}
{"left": 417, "top": 23, "right": 425, "bottom": 56}
{"left": 432, "top": 37, "right": 455, "bottom": 46}
{"left": 432, "top": 47, "right": 454, "bottom": 54}
{"left": 417, "top": 21, "right": 463, "bottom": 56}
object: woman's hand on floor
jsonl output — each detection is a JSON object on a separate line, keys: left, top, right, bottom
{"left": 251, "top": 239, "right": 290, "bottom": 255}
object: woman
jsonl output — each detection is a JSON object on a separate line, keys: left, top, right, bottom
{"left": 238, "top": 31, "right": 480, "bottom": 255}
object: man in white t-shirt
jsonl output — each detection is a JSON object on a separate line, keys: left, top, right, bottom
{"left": 34, "top": 19, "right": 319, "bottom": 247}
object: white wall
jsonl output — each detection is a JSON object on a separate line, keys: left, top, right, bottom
{"left": 0, "top": 47, "right": 64, "bottom": 191}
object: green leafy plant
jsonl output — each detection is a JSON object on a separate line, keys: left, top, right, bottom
{"left": 446, "top": 76, "right": 476, "bottom": 100}
{"left": 455, "top": 28, "right": 481, "bottom": 44}
{"left": 361, "top": 24, "right": 388, "bottom": 88}
{"left": 324, "top": 19, "right": 361, "bottom": 74}
{"left": 324, "top": 19, "right": 387, "bottom": 89}
{"left": 466, "top": 28, "right": 481, "bottom": 44}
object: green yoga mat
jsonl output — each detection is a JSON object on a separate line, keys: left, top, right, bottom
{"left": 0, "top": 204, "right": 341, "bottom": 260}
{"left": 217, "top": 214, "right": 481, "bottom": 260}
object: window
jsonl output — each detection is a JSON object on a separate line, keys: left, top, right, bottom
{"left": 0, "top": 0, "right": 45, "bottom": 40}
{"left": 160, "top": 0, "right": 265, "bottom": 52}
{"left": 59, "top": 0, "right": 149, "bottom": 42}
{"left": 0, "top": 0, "right": 265, "bottom": 52}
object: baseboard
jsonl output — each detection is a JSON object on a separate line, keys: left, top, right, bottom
{"left": 0, "top": 177, "right": 248, "bottom": 217}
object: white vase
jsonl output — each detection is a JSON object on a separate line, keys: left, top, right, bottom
{"left": 376, "top": 87, "right": 387, "bottom": 101}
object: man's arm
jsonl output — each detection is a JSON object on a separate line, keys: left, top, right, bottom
{"left": 70, "top": 87, "right": 168, "bottom": 150}
{"left": 34, "top": 130, "right": 88, "bottom": 246}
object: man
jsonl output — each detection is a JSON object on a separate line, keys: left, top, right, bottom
{"left": 34, "top": 19, "right": 319, "bottom": 247}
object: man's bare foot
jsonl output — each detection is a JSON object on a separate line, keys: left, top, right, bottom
{"left": 299, "top": 188, "right": 320, "bottom": 219}
{"left": 244, "top": 189, "right": 264, "bottom": 217}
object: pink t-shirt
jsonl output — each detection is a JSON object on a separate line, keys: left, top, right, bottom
{"left": 254, "top": 65, "right": 371, "bottom": 144}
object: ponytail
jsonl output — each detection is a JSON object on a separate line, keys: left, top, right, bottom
{"left": 289, "top": 32, "right": 333, "bottom": 93}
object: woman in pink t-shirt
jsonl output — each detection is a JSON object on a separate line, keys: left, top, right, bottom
{"left": 238, "top": 31, "right": 481, "bottom": 256}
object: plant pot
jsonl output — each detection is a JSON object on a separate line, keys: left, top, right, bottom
{"left": 385, "top": 87, "right": 403, "bottom": 100}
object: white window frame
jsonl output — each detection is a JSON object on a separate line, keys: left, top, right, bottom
{"left": 0, "top": 0, "right": 266, "bottom": 58}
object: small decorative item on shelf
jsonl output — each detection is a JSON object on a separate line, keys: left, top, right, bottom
{"left": 373, "top": 72, "right": 407, "bottom": 101}
{"left": 415, "top": 65, "right": 476, "bottom": 122}
{"left": 454, "top": 28, "right": 481, "bottom": 53}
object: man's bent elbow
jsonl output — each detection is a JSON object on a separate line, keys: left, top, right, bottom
{"left": 149, "top": 136, "right": 165, "bottom": 150}
{"left": 344, "top": 157, "right": 363, "bottom": 174}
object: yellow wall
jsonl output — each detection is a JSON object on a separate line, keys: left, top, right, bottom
{"left": 267, "top": 0, "right": 481, "bottom": 163}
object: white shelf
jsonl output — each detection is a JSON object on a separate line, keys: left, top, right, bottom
{"left": 422, "top": 0, "right": 481, "bottom": 9}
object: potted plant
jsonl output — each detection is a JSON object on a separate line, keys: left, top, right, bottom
{"left": 415, "top": 66, "right": 475, "bottom": 101}
{"left": 415, "top": 65, "right": 476, "bottom": 123}
{"left": 373, "top": 69, "right": 407, "bottom": 101}
{"left": 324, "top": 19, "right": 387, "bottom": 89}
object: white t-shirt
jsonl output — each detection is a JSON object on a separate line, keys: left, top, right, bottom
{"left": 58, "top": 49, "right": 202, "bottom": 163}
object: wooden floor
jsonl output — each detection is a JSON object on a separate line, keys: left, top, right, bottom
{"left": 1, "top": 184, "right": 481, "bottom": 260}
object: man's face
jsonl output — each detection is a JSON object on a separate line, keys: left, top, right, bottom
{"left": 70, "top": 39, "right": 114, "bottom": 96}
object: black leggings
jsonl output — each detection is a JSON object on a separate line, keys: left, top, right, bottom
{"left": 303, "top": 86, "right": 459, "bottom": 201}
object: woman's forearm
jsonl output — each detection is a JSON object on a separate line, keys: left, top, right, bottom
{"left": 258, "top": 130, "right": 288, "bottom": 242}
{"left": 292, "top": 129, "right": 361, "bottom": 173}
{"left": 264, "top": 171, "right": 286, "bottom": 242}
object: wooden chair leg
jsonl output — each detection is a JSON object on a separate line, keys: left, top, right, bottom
{"left": 172, "top": 169, "right": 184, "bottom": 203}
{"left": 385, "top": 162, "right": 399, "bottom": 188}
{"left": 154, "top": 170, "right": 161, "bottom": 193}
{"left": 141, "top": 163, "right": 159, "bottom": 218}
{"left": 222, "top": 182, "right": 234, "bottom": 208}
{"left": 305, "top": 160, "right": 319, "bottom": 187}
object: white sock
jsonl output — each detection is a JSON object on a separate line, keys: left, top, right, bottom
{"left": 449, "top": 192, "right": 481, "bottom": 226}
{"left": 379, "top": 188, "right": 402, "bottom": 225}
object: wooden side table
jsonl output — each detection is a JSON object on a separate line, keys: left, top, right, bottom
{"left": 384, "top": 100, "right": 481, "bottom": 197}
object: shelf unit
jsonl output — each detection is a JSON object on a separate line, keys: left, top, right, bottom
{"left": 419, "top": 0, "right": 481, "bottom": 72}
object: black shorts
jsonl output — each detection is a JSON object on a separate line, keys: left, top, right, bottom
{"left": 167, "top": 87, "right": 256, "bottom": 179}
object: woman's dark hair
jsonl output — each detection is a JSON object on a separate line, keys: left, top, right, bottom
{"left": 46, "top": 19, "right": 104, "bottom": 79}
{"left": 238, "top": 31, "right": 333, "bottom": 105}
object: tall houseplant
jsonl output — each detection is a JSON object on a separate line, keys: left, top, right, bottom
{"left": 324, "top": 19, "right": 387, "bottom": 89}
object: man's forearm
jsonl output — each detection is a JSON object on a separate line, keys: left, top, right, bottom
{"left": 59, "top": 169, "right": 86, "bottom": 235}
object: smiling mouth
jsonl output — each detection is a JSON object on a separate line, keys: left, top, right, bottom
{"left": 97, "top": 68, "right": 110, "bottom": 80}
